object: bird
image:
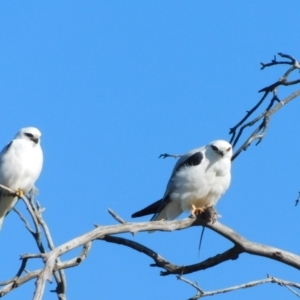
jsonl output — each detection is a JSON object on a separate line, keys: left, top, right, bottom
{"left": 0, "top": 127, "right": 43, "bottom": 230}
{"left": 131, "top": 140, "right": 232, "bottom": 222}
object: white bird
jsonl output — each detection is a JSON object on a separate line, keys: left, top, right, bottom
{"left": 131, "top": 140, "right": 232, "bottom": 222}
{"left": 0, "top": 127, "right": 43, "bottom": 230}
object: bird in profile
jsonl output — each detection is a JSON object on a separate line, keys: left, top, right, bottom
{"left": 0, "top": 127, "right": 43, "bottom": 230}
{"left": 131, "top": 140, "right": 232, "bottom": 223}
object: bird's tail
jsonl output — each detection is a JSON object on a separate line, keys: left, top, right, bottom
{"left": 131, "top": 199, "right": 163, "bottom": 218}
{"left": 0, "top": 217, "right": 4, "bottom": 230}
{"left": 0, "top": 195, "right": 18, "bottom": 230}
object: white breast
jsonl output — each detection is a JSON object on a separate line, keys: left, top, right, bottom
{"left": 169, "top": 154, "right": 231, "bottom": 212}
{"left": 0, "top": 139, "right": 43, "bottom": 193}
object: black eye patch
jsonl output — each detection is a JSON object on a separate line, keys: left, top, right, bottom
{"left": 210, "top": 145, "right": 218, "bottom": 151}
{"left": 24, "top": 133, "right": 34, "bottom": 138}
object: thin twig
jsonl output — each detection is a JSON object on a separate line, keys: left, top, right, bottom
{"left": 19, "top": 196, "right": 46, "bottom": 253}
{"left": 230, "top": 53, "right": 300, "bottom": 161}
{"left": 178, "top": 274, "right": 300, "bottom": 299}
{"left": 159, "top": 153, "right": 182, "bottom": 159}
{"left": 34, "top": 199, "right": 67, "bottom": 298}
{"left": 0, "top": 245, "right": 91, "bottom": 297}
{"left": 232, "top": 88, "right": 300, "bottom": 161}
{"left": 295, "top": 192, "right": 300, "bottom": 207}
{"left": 13, "top": 208, "right": 34, "bottom": 234}
{"left": 17, "top": 192, "right": 66, "bottom": 299}
{"left": 108, "top": 208, "right": 126, "bottom": 224}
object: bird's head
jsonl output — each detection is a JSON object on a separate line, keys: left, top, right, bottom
{"left": 207, "top": 140, "right": 232, "bottom": 160}
{"left": 15, "top": 127, "right": 42, "bottom": 144}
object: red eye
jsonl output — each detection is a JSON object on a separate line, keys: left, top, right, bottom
{"left": 226, "top": 147, "right": 231, "bottom": 152}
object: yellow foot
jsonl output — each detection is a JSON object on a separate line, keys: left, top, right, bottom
{"left": 16, "top": 189, "right": 25, "bottom": 198}
{"left": 191, "top": 204, "right": 206, "bottom": 216}
{"left": 190, "top": 205, "right": 218, "bottom": 224}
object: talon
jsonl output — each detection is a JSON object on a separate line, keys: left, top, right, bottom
{"left": 16, "top": 188, "right": 24, "bottom": 198}
{"left": 191, "top": 204, "right": 205, "bottom": 216}
{"left": 191, "top": 205, "right": 219, "bottom": 223}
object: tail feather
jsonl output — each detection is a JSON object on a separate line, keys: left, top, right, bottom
{"left": 0, "top": 195, "right": 18, "bottom": 230}
{"left": 151, "top": 200, "right": 182, "bottom": 221}
{"left": 0, "top": 217, "right": 4, "bottom": 231}
{"left": 131, "top": 195, "right": 183, "bottom": 221}
{"left": 132, "top": 197, "right": 183, "bottom": 233}
{"left": 131, "top": 199, "right": 163, "bottom": 218}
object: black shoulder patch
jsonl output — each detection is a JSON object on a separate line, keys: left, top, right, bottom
{"left": 0, "top": 141, "right": 13, "bottom": 156}
{"left": 175, "top": 151, "right": 203, "bottom": 172}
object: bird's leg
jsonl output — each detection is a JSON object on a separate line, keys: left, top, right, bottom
{"left": 191, "top": 205, "right": 219, "bottom": 224}
{"left": 15, "top": 188, "right": 25, "bottom": 198}
{"left": 191, "top": 205, "right": 206, "bottom": 217}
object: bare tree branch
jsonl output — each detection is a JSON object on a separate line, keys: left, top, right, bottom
{"left": 0, "top": 242, "right": 91, "bottom": 297}
{"left": 260, "top": 52, "right": 300, "bottom": 70}
{"left": 159, "top": 153, "right": 183, "bottom": 159}
{"left": 0, "top": 184, "right": 67, "bottom": 299}
{"left": 32, "top": 199, "right": 67, "bottom": 300}
{"left": 295, "top": 192, "right": 300, "bottom": 207}
{"left": 1, "top": 211, "right": 300, "bottom": 299}
{"left": 108, "top": 208, "right": 126, "bottom": 224}
{"left": 178, "top": 274, "right": 300, "bottom": 299}
{"left": 102, "top": 235, "right": 178, "bottom": 272}
{"left": 2, "top": 53, "right": 300, "bottom": 300}
{"left": 232, "top": 88, "right": 300, "bottom": 160}
{"left": 96, "top": 214, "right": 300, "bottom": 276}
{"left": 18, "top": 195, "right": 67, "bottom": 300}
{"left": 230, "top": 53, "right": 300, "bottom": 160}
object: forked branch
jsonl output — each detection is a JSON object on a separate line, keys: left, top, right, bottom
{"left": 2, "top": 53, "right": 300, "bottom": 300}
{"left": 177, "top": 274, "right": 300, "bottom": 299}
{"left": 230, "top": 53, "right": 300, "bottom": 160}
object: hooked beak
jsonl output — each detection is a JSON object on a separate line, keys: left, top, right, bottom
{"left": 217, "top": 150, "right": 224, "bottom": 157}
{"left": 31, "top": 137, "right": 39, "bottom": 144}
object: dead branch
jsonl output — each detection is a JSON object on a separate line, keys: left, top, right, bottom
{"left": 1, "top": 209, "right": 300, "bottom": 299}
{"left": 0, "top": 242, "right": 91, "bottom": 297}
{"left": 19, "top": 194, "right": 66, "bottom": 300}
{"left": 295, "top": 192, "right": 300, "bottom": 207}
{"left": 96, "top": 212, "right": 300, "bottom": 276}
{"left": 178, "top": 274, "right": 300, "bottom": 299}
{"left": 102, "top": 235, "right": 178, "bottom": 272}
{"left": 108, "top": 208, "right": 126, "bottom": 224}
{"left": 260, "top": 53, "right": 300, "bottom": 70}
{"left": 230, "top": 53, "right": 300, "bottom": 160}
{"left": 2, "top": 53, "right": 300, "bottom": 300}
{"left": 159, "top": 153, "right": 183, "bottom": 159}
{"left": 0, "top": 184, "right": 66, "bottom": 300}
{"left": 232, "top": 88, "right": 300, "bottom": 160}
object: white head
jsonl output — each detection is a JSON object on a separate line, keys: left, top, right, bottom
{"left": 15, "top": 127, "right": 42, "bottom": 145}
{"left": 207, "top": 140, "right": 232, "bottom": 160}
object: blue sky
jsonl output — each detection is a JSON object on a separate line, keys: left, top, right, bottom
{"left": 1, "top": 1, "right": 300, "bottom": 299}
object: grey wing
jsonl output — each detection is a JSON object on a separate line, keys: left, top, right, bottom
{"left": 0, "top": 141, "right": 16, "bottom": 229}
{"left": 152, "top": 148, "right": 205, "bottom": 221}
{"left": 131, "top": 146, "right": 206, "bottom": 221}
{"left": 164, "top": 146, "right": 205, "bottom": 197}
{"left": 0, "top": 141, "right": 12, "bottom": 157}
{"left": 0, "top": 193, "right": 18, "bottom": 229}
{"left": 0, "top": 141, "right": 13, "bottom": 183}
